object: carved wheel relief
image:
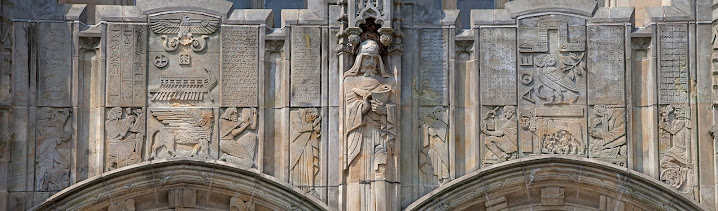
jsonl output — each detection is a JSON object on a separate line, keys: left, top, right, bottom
{"left": 658, "top": 104, "right": 693, "bottom": 193}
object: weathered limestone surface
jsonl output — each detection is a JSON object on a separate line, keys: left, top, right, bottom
{"left": 4, "top": 0, "right": 718, "bottom": 210}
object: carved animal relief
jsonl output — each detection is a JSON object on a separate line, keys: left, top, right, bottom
{"left": 519, "top": 107, "right": 586, "bottom": 156}
{"left": 148, "top": 108, "right": 215, "bottom": 159}
{"left": 219, "top": 108, "right": 258, "bottom": 168}
{"left": 105, "top": 107, "right": 146, "bottom": 171}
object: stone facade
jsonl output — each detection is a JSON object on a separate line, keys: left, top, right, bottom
{"left": 2, "top": 0, "right": 718, "bottom": 210}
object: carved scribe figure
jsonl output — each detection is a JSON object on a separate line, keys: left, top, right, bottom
{"left": 219, "top": 108, "right": 258, "bottom": 169}
{"left": 588, "top": 106, "right": 626, "bottom": 160}
{"left": 106, "top": 107, "right": 145, "bottom": 170}
{"left": 289, "top": 108, "right": 321, "bottom": 196}
{"left": 481, "top": 106, "right": 518, "bottom": 163}
{"left": 35, "top": 108, "right": 72, "bottom": 191}
{"left": 419, "top": 106, "right": 449, "bottom": 184}
{"left": 659, "top": 105, "right": 692, "bottom": 191}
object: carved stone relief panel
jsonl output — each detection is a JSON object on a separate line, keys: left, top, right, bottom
{"left": 658, "top": 104, "right": 694, "bottom": 193}
{"left": 35, "top": 107, "right": 73, "bottom": 191}
{"left": 219, "top": 107, "right": 258, "bottom": 169}
{"left": 480, "top": 27, "right": 516, "bottom": 105}
{"left": 108, "top": 199, "right": 135, "bottom": 211}
{"left": 658, "top": 24, "right": 688, "bottom": 105}
{"left": 540, "top": 186, "right": 564, "bottom": 206}
{"left": 518, "top": 106, "right": 587, "bottom": 156}
{"left": 106, "top": 24, "right": 147, "bottom": 107}
{"left": 289, "top": 108, "right": 321, "bottom": 197}
{"left": 481, "top": 106, "right": 518, "bottom": 165}
{"left": 147, "top": 108, "right": 217, "bottom": 160}
{"left": 418, "top": 29, "right": 449, "bottom": 105}
{"left": 518, "top": 15, "right": 586, "bottom": 106}
{"left": 588, "top": 105, "right": 627, "bottom": 166}
{"left": 418, "top": 106, "right": 450, "bottom": 193}
{"left": 37, "top": 23, "right": 72, "bottom": 107}
{"left": 587, "top": 25, "right": 625, "bottom": 105}
{"left": 147, "top": 13, "right": 220, "bottom": 107}
{"left": 221, "top": 26, "right": 258, "bottom": 107}
{"left": 105, "top": 107, "right": 145, "bottom": 171}
{"left": 290, "top": 27, "right": 322, "bottom": 106}
{"left": 168, "top": 188, "right": 197, "bottom": 209}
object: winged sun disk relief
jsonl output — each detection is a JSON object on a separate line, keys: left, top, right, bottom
{"left": 150, "top": 16, "right": 219, "bottom": 52}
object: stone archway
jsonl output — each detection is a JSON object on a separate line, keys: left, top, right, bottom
{"left": 31, "top": 159, "right": 328, "bottom": 211}
{"left": 405, "top": 156, "right": 706, "bottom": 211}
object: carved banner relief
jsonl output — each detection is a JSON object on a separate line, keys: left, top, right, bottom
{"left": 37, "top": 23, "right": 72, "bottom": 107}
{"left": 147, "top": 13, "right": 220, "bottom": 107}
{"left": 221, "top": 26, "right": 258, "bottom": 107}
{"left": 291, "top": 27, "right": 322, "bottom": 106}
{"left": 419, "top": 29, "right": 449, "bottom": 105}
{"left": 657, "top": 24, "right": 694, "bottom": 194}
{"left": 106, "top": 24, "right": 147, "bottom": 107}
{"left": 517, "top": 15, "right": 588, "bottom": 157}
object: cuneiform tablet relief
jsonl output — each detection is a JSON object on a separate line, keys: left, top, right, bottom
{"left": 658, "top": 104, "right": 694, "bottom": 193}
{"left": 37, "top": 23, "right": 72, "bottom": 107}
{"left": 418, "top": 106, "right": 450, "bottom": 190}
{"left": 419, "top": 29, "right": 449, "bottom": 105}
{"left": 588, "top": 105, "right": 626, "bottom": 166}
{"left": 107, "top": 24, "right": 147, "bottom": 107}
{"left": 35, "top": 107, "right": 73, "bottom": 191}
{"left": 518, "top": 15, "right": 586, "bottom": 106}
{"left": 219, "top": 108, "right": 258, "bottom": 169}
{"left": 289, "top": 108, "right": 321, "bottom": 197}
{"left": 221, "top": 26, "right": 258, "bottom": 107}
{"left": 587, "top": 25, "right": 625, "bottom": 105}
{"left": 147, "top": 108, "right": 215, "bottom": 160}
{"left": 105, "top": 107, "right": 145, "bottom": 171}
{"left": 480, "top": 27, "right": 517, "bottom": 105}
{"left": 519, "top": 106, "right": 586, "bottom": 156}
{"left": 290, "top": 27, "right": 322, "bottom": 106}
{"left": 658, "top": 24, "right": 689, "bottom": 104}
{"left": 481, "top": 106, "right": 518, "bottom": 165}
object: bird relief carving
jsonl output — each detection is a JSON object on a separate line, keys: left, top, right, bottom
{"left": 150, "top": 15, "right": 218, "bottom": 52}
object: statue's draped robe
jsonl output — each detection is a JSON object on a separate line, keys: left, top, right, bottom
{"left": 289, "top": 110, "right": 320, "bottom": 191}
{"left": 345, "top": 76, "right": 386, "bottom": 182}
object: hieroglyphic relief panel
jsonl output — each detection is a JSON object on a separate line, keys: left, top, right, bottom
{"left": 418, "top": 106, "right": 449, "bottom": 193}
{"left": 147, "top": 108, "right": 217, "bottom": 160}
{"left": 221, "top": 26, "right": 258, "bottom": 107}
{"left": 35, "top": 107, "right": 73, "bottom": 191}
{"left": 587, "top": 25, "right": 625, "bottom": 105}
{"left": 480, "top": 27, "right": 516, "bottom": 105}
{"left": 147, "top": 13, "right": 220, "bottom": 107}
{"left": 290, "top": 27, "right": 321, "bottom": 106}
{"left": 37, "top": 23, "right": 72, "bottom": 107}
{"left": 106, "top": 24, "right": 147, "bottom": 107}
{"left": 519, "top": 106, "right": 587, "bottom": 156}
{"left": 419, "top": 29, "right": 449, "bottom": 105}
{"left": 219, "top": 107, "right": 258, "bottom": 169}
{"left": 104, "top": 107, "right": 145, "bottom": 171}
{"left": 289, "top": 108, "right": 321, "bottom": 197}
{"left": 481, "top": 106, "right": 518, "bottom": 165}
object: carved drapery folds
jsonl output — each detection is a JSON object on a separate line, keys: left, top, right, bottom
{"left": 289, "top": 108, "right": 321, "bottom": 197}
{"left": 35, "top": 107, "right": 73, "bottom": 191}
{"left": 419, "top": 106, "right": 449, "bottom": 187}
{"left": 659, "top": 104, "right": 693, "bottom": 193}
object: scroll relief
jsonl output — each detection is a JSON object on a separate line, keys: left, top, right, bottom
{"left": 658, "top": 105, "right": 694, "bottom": 193}
{"left": 148, "top": 108, "right": 215, "bottom": 159}
{"left": 105, "top": 107, "right": 145, "bottom": 171}
{"left": 35, "top": 108, "right": 73, "bottom": 191}
{"left": 290, "top": 108, "right": 321, "bottom": 196}
{"left": 219, "top": 108, "right": 258, "bottom": 169}
{"left": 419, "top": 106, "right": 450, "bottom": 186}
{"left": 148, "top": 13, "right": 219, "bottom": 105}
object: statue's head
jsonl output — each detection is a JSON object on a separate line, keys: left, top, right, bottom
{"left": 304, "top": 108, "right": 319, "bottom": 123}
{"left": 345, "top": 39, "right": 389, "bottom": 78}
{"left": 503, "top": 106, "right": 515, "bottom": 119}
{"left": 221, "top": 108, "right": 238, "bottom": 121}
{"left": 107, "top": 107, "right": 123, "bottom": 120}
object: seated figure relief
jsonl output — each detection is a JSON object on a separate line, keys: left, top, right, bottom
{"left": 105, "top": 107, "right": 145, "bottom": 171}
{"left": 219, "top": 108, "right": 258, "bottom": 169}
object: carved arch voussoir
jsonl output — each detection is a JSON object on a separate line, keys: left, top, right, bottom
{"left": 405, "top": 156, "right": 706, "bottom": 211}
{"left": 31, "top": 159, "right": 329, "bottom": 211}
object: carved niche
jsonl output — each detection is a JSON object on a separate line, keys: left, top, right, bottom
{"left": 658, "top": 104, "right": 694, "bottom": 193}
{"left": 517, "top": 15, "right": 588, "bottom": 157}
{"left": 418, "top": 106, "right": 450, "bottom": 189}
{"left": 289, "top": 108, "right": 321, "bottom": 197}
{"left": 219, "top": 108, "right": 258, "bottom": 169}
{"left": 481, "top": 106, "right": 518, "bottom": 165}
{"left": 147, "top": 12, "right": 220, "bottom": 106}
{"left": 106, "top": 24, "right": 147, "bottom": 107}
{"left": 35, "top": 107, "right": 73, "bottom": 191}
{"left": 147, "top": 108, "right": 216, "bottom": 159}
{"left": 105, "top": 107, "right": 146, "bottom": 171}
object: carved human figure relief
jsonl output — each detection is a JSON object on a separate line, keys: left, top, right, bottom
{"left": 419, "top": 106, "right": 449, "bottom": 186}
{"left": 219, "top": 108, "right": 258, "bottom": 169}
{"left": 289, "top": 108, "right": 321, "bottom": 196}
{"left": 105, "top": 107, "right": 145, "bottom": 171}
{"left": 588, "top": 105, "right": 626, "bottom": 166}
{"left": 481, "top": 106, "right": 518, "bottom": 165}
{"left": 148, "top": 108, "right": 214, "bottom": 159}
{"left": 658, "top": 105, "right": 693, "bottom": 193}
{"left": 35, "top": 107, "right": 73, "bottom": 191}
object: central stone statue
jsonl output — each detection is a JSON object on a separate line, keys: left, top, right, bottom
{"left": 344, "top": 39, "right": 395, "bottom": 210}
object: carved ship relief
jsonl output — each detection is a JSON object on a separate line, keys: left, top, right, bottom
{"left": 150, "top": 68, "right": 217, "bottom": 102}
